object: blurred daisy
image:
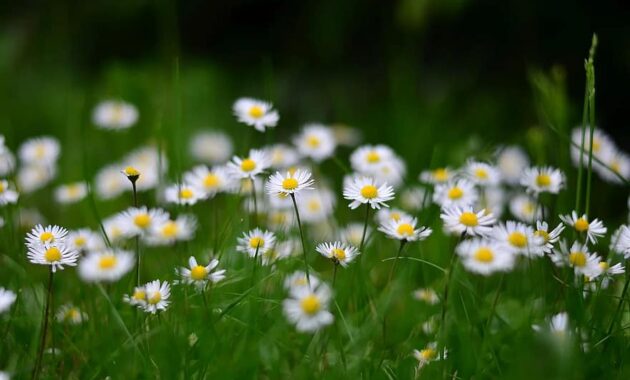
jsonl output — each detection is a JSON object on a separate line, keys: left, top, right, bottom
{"left": 340, "top": 223, "right": 372, "bottom": 248}
{"left": 440, "top": 206, "right": 495, "bottom": 237}
{"left": 92, "top": 100, "right": 138, "bottom": 130}
{"left": 266, "top": 169, "right": 314, "bottom": 196}
{"left": 284, "top": 271, "right": 320, "bottom": 291}
{"left": 316, "top": 241, "right": 360, "bottom": 267}
{"left": 0, "top": 288, "right": 16, "bottom": 314}
{"left": 0, "top": 135, "right": 16, "bottom": 176}
{"left": 237, "top": 228, "right": 276, "bottom": 257}
{"left": 0, "top": 179, "right": 19, "bottom": 205}
{"left": 18, "top": 136, "right": 60, "bottom": 166}
{"left": 369, "top": 157, "right": 406, "bottom": 189}
{"left": 25, "top": 224, "right": 68, "bottom": 248}
{"left": 164, "top": 183, "right": 202, "bottom": 206}
{"left": 123, "top": 286, "right": 147, "bottom": 307}
{"left": 375, "top": 208, "right": 410, "bottom": 225}
{"left": 95, "top": 164, "right": 128, "bottom": 200}
{"left": 189, "top": 131, "right": 233, "bottom": 165}
{"left": 595, "top": 260, "right": 625, "bottom": 288}
{"left": 54, "top": 182, "right": 87, "bottom": 204}
{"left": 123, "top": 146, "right": 166, "bottom": 192}
{"left": 400, "top": 187, "right": 428, "bottom": 212}
{"left": 465, "top": 161, "right": 501, "bottom": 186}
{"left": 233, "top": 97, "right": 279, "bottom": 132}
{"left": 570, "top": 127, "right": 614, "bottom": 167}
{"left": 227, "top": 149, "right": 271, "bottom": 179}
{"left": 142, "top": 280, "right": 171, "bottom": 314}
{"left": 419, "top": 167, "right": 454, "bottom": 185}
{"left": 147, "top": 215, "right": 197, "bottom": 246}
{"left": 26, "top": 243, "right": 79, "bottom": 272}
{"left": 379, "top": 215, "right": 432, "bottom": 242}
{"left": 343, "top": 176, "right": 394, "bottom": 210}
{"left": 596, "top": 148, "right": 630, "bottom": 184}
{"left": 533, "top": 221, "right": 564, "bottom": 254}
{"left": 550, "top": 240, "right": 602, "bottom": 277}
{"left": 350, "top": 145, "right": 396, "bottom": 173}
{"left": 184, "top": 165, "right": 236, "bottom": 199}
{"left": 491, "top": 221, "right": 543, "bottom": 257}
{"left": 267, "top": 144, "right": 301, "bottom": 169}
{"left": 119, "top": 207, "right": 170, "bottom": 238}
{"left": 456, "top": 238, "right": 514, "bottom": 275}
{"left": 67, "top": 228, "right": 105, "bottom": 253}
{"left": 610, "top": 225, "right": 630, "bottom": 259}
{"left": 283, "top": 282, "right": 334, "bottom": 333}
{"left": 496, "top": 146, "right": 530, "bottom": 185}
{"left": 267, "top": 209, "right": 295, "bottom": 232}
{"left": 177, "top": 256, "right": 226, "bottom": 289}
{"left": 509, "top": 194, "right": 542, "bottom": 223}
{"left": 78, "top": 249, "right": 135, "bottom": 282}
{"left": 55, "top": 304, "right": 88, "bottom": 325}
{"left": 477, "top": 186, "right": 505, "bottom": 219}
{"left": 520, "top": 166, "right": 565, "bottom": 195}
{"left": 413, "top": 342, "right": 447, "bottom": 368}
{"left": 433, "top": 179, "right": 478, "bottom": 208}
{"left": 17, "top": 165, "right": 56, "bottom": 193}
{"left": 560, "top": 211, "right": 607, "bottom": 244}
{"left": 533, "top": 312, "right": 570, "bottom": 337}
{"left": 293, "top": 124, "right": 336, "bottom": 162}
{"left": 299, "top": 188, "right": 336, "bottom": 224}
{"left": 412, "top": 288, "right": 439, "bottom": 305}
{"left": 103, "top": 214, "right": 127, "bottom": 244}
{"left": 261, "top": 239, "right": 295, "bottom": 266}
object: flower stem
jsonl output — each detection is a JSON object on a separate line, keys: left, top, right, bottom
{"left": 32, "top": 268, "right": 54, "bottom": 380}
{"left": 290, "top": 193, "right": 310, "bottom": 284}
{"left": 332, "top": 263, "right": 338, "bottom": 288}
{"left": 250, "top": 177, "right": 258, "bottom": 227}
{"left": 606, "top": 261, "right": 630, "bottom": 339}
{"left": 387, "top": 240, "right": 407, "bottom": 285}
{"left": 359, "top": 204, "right": 371, "bottom": 252}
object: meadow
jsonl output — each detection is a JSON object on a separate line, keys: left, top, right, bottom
{"left": 1, "top": 24, "right": 630, "bottom": 380}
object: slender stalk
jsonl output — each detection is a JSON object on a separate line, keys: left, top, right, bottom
{"left": 251, "top": 244, "right": 261, "bottom": 287}
{"left": 387, "top": 240, "right": 407, "bottom": 285}
{"left": 584, "top": 67, "right": 596, "bottom": 216}
{"left": 332, "top": 264, "right": 338, "bottom": 288}
{"left": 290, "top": 193, "right": 310, "bottom": 284}
{"left": 32, "top": 268, "right": 54, "bottom": 380}
{"left": 574, "top": 82, "right": 588, "bottom": 214}
{"left": 131, "top": 181, "right": 141, "bottom": 286}
{"left": 250, "top": 177, "right": 258, "bottom": 226}
{"left": 359, "top": 204, "right": 371, "bottom": 252}
{"left": 606, "top": 262, "right": 630, "bottom": 339}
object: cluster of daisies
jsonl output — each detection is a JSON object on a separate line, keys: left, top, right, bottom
{"left": 570, "top": 127, "right": 630, "bottom": 184}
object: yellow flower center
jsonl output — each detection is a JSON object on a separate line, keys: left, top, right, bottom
{"left": 40, "top": 231, "right": 55, "bottom": 243}
{"left": 35, "top": 145, "right": 46, "bottom": 159}
{"left": 447, "top": 187, "right": 463, "bottom": 200}
{"left": 611, "top": 161, "right": 621, "bottom": 173}
{"left": 248, "top": 105, "right": 264, "bottom": 118}
{"left": 270, "top": 212, "right": 287, "bottom": 225}
{"left": 419, "top": 348, "right": 437, "bottom": 361}
{"left": 598, "top": 262, "right": 609, "bottom": 271}
{"left": 433, "top": 168, "right": 449, "bottom": 182}
{"left": 134, "top": 213, "right": 151, "bottom": 228}
{"left": 161, "top": 222, "right": 179, "bottom": 238}
{"left": 148, "top": 292, "right": 162, "bottom": 305}
{"left": 123, "top": 166, "right": 140, "bottom": 177}
{"left": 507, "top": 232, "right": 527, "bottom": 248}
{"left": 65, "top": 308, "right": 80, "bottom": 321}
{"left": 332, "top": 248, "right": 346, "bottom": 261}
{"left": 535, "top": 174, "right": 551, "bottom": 187}
{"left": 282, "top": 178, "right": 299, "bottom": 191}
{"left": 180, "top": 188, "right": 194, "bottom": 199}
{"left": 574, "top": 218, "right": 589, "bottom": 232}
{"left": 592, "top": 139, "right": 601, "bottom": 153}
{"left": 0, "top": 182, "right": 4, "bottom": 192}
{"left": 66, "top": 185, "right": 82, "bottom": 197}
{"left": 474, "top": 247, "right": 494, "bottom": 263}
{"left": 534, "top": 229, "right": 549, "bottom": 243}
{"left": 397, "top": 223, "right": 414, "bottom": 236}
{"left": 522, "top": 202, "right": 535, "bottom": 215}
{"left": 74, "top": 236, "right": 87, "bottom": 247}
{"left": 459, "top": 212, "right": 478, "bottom": 227}
{"left": 44, "top": 247, "right": 62, "bottom": 262}
{"left": 308, "top": 200, "right": 321, "bottom": 211}
{"left": 569, "top": 251, "right": 587, "bottom": 267}
{"left": 250, "top": 237, "right": 264, "bottom": 249}
{"left": 240, "top": 158, "right": 256, "bottom": 172}
{"left": 306, "top": 135, "right": 321, "bottom": 148}
{"left": 390, "top": 212, "right": 401, "bottom": 222}
{"left": 98, "top": 255, "right": 117, "bottom": 269}
{"left": 204, "top": 173, "right": 220, "bottom": 188}
{"left": 300, "top": 294, "right": 321, "bottom": 315}
{"left": 366, "top": 151, "right": 380, "bottom": 163}
{"left": 190, "top": 265, "right": 208, "bottom": 281}
{"left": 132, "top": 290, "right": 146, "bottom": 301}
{"left": 360, "top": 185, "right": 378, "bottom": 199}
{"left": 474, "top": 168, "right": 488, "bottom": 180}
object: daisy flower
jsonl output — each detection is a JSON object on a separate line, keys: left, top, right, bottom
{"left": 533, "top": 312, "right": 570, "bottom": 337}
{"left": 550, "top": 240, "right": 602, "bottom": 277}
{"left": 266, "top": 169, "right": 314, "bottom": 196}
{"left": 147, "top": 215, "right": 197, "bottom": 246}
{"left": 491, "top": 221, "right": 543, "bottom": 257}
{"left": 419, "top": 167, "right": 455, "bottom": 185}
{"left": 496, "top": 146, "right": 530, "bottom": 185}
{"left": 379, "top": 215, "right": 432, "bottom": 242}
{"left": 456, "top": 238, "right": 515, "bottom": 275}
{"left": 433, "top": 179, "right": 478, "bottom": 208}
{"left": 26, "top": 243, "right": 79, "bottom": 272}
{"left": 123, "top": 146, "right": 166, "bottom": 192}
{"left": 520, "top": 166, "right": 565, "bottom": 195}
{"left": 293, "top": 124, "right": 336, "bottom": 162}
{"left": 124, "top": 286, "right": 148, "bottom": 307}
{"left": 95, "top": 164, "right": 128, "bottom": 200}
{"left": 509, "top": 194, "right": 542, "bottom": 223}
{"left": 595, "top": 260, "right": 625, "bottom": 288}
{"left": 0, "top": 288, "right": 16, "bottom": 314}
{"left": 316, "top": 241, "right": 360, "bottom": 267}
{"left": 533, "top": 221, "right": 564, "bottom": 254}
{"left": 177, "top": 256, "right": 226, "bottom": 289}
{"left": 350, "top": 145, "right": 396, "bottom": 173}
{"left": 142, "top": 280, "right": 171, "bottom": 314}
{"left": 67, "top": 228, "right": 105, "bottom": 253}
{"left": 400, "top": 187, "right": 428, "bottom": 212}
{"left": 0, "top": 135, "right": 16, "bottom": 176}
{"left": 17, "top": 165, "right": 56, "bottom": 193}
{"left": 227, "top": 149, "right": 271, "bottom": 179}
{"left": 440, "top": 206, "right": 495, "bottom": 237}
{"left": 233, "top": 97, "right": 279, "bottom": 132}
{"left": 237, "top": 228, "right": 276, "bottom": 257}
{"left": 340, "top": 223, "right": 372, "bottom": 248}
{"left": 284, "top": 271, "right": 320, "bottom": 291}
{"left": 369, "top": 157, "right": 406, "bottom": 189}
{"left": 119, "top": 207, "right": 170, "bottom": 238}
{"left": 78, "top": 249, "right": 135, "bottom": 282}
{"left": 55, "top": 304, "right": 88, "bottom": 325}
{"left": 189, "top": 130, "right": 233, "bottom": 165}
{"left": 298, "top": 188, "right": 336, "bottom": 224}
{"left": 267, "top": 144, "right": 300, "bottom": 169}
{"left": 597, "top": 148, "right": 630, "bottom": 184}
{"left": 465, "top": 161, "right": 501, "bottom": 186}
{"left": 560, "top": 211, "right": 607, "bottom": 244}
{"left": 343, "top": 176, "right": 395, "bottom": 210}
{"left": 0, "top": 179, "right": 19, "bottom": 205}
{"left": 164, "top": 183, "right": 203, "bottom": 206}
{"left": 283, "top": 282, "right": 334, "bottom": 333}
{"left": 103, "top": 214, "right": 127, "bottom": 244}
{"left": 184, "top": 164, "right": 237, "bottom": 199}
{"left": 25, "top": 224, "right": 69, "bottom": 248}
{"left": 18, "top": 136, "right": 60, "bottom": 167}
{"left": 375, "top": 208, "right": 410, "bottom": 225}
{"left": 610, "top": 225, "right": 630, "bottom": 259}
{"left": 476, "top": 186, "right": 505, "bottom": 219}
{"left": 54, "top": 182, "right": 87, "bottom": 204}
{"left": 92, "top": 100, "right": 138, "bottom": 130}
{"left": 570, "top": 127, "right": 614, "bottom": 167}
{"left": 412, "top": 288, "right": 439, "bottom": 305}
{"left": 261, "top": 239, "right": 295, "bottom": 266}
{"left": 413, "top": 342, "right": 447, "bottom": 368}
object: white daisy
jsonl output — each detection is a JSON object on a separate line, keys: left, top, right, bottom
{"left": 266, "top": 209, "right": 295, "bottom": 232}
{"left": 400, "top": 187, "right": 428, "bottom": 212}
{"left": 227, "top": 149, "right": 271, "bottom": 179}
{"left": 164, "top": 182, "right": 203, "bottom": 206}
{"left": 465, "top": 161, "right": 501, "bottom": 186}
{"left": 189, "top": 130, "right": 233, "bottom": 165}
{"left": 25, "top": 224, "right": 69, "bottom": 248}
{"left": 119, "top": 207, "right": 170, "bottom": 238}
{"left": 123, "top": 286, "right": 148, "bottom": 307}
{"left": 375, "top": 208, "right": 410, "bottom": 225}
{"left": 147, "top": 215, "right": 197, "bottom": 246}
{"left": 94, "top": 164, "right": 128, "bottom": 200}
{"left": 570, "top": 127, "right": 614, "bottom": 168}
{"left": 0, "top": 135, "right": 16, "bottom": 176}
{"left": 533, "top": 221, "right": 564, "bottom": 254}
{"left": 413, "top": 342, "right": 447, "bottom": 368}
{"left": 520, "top": 166, "right": 565, "bottom": 195}
{"left": 0, "top": 287, "right": 16, "bottom": 314}
{"left": 340, "top": 223, "right": 372, "bottom": 248}
{"left": 184, "top": 164, "right": 237, "bottom": 199}
{"left": 559, "top": 211, "right": 607, "bottom": 244}
{"left": 379, "top": 215, "right": 432, "bottom": 242}
{"left": 78, "top": 249, "right": 135, "bottom": 282}
{"left": 610, "top": 225, "right": 630, "bottom": 259}
{"left": 597, "top": 148, "right": 630, "bottom": 184}
{"left": 0, "top": 179, "right": 19, "bottom": 205}
{"left": 368, "top": 157, "right": 406, "bottom": 189}
{"left": 55, "top": 304, "right": 88, "bottom": 325}
{"left": 233, "top": 97, "right": 279, "bottom": 132}
{"left": 412, "top": 288, "right": 439, "bottom": 305}
{"left": 123, "top": 146, "right": 167, "bottom": 192}
{"left": 595, "top": 260, "right": 625, "bottom": 287}
{"left": 177, "top": 256, "right": 226, "bottom": 289}
{"left": 236, "top": 228, "right": 276, "bottom": 257}
{"left": 298, "top": 188, "right": 336, "bottom": 224}
{"left": 284, "top": 271, "right": 321, "bottom": 291}
{"left": 266, "top": 169, "right": 314, "bottom": 196}
{"left": 550, "top": 240, "right": 602, "bottom": 277}
{"left": 293, "top": 124, "right": 336, "bottom": 162}
{"left": 440, "top": 206, "right": 495, "bottom": 237}
{"left": 103, "top": 214, "right": 127, "bottom": 244}
{"left": 92, "top": 100, "right": 138, "bottom": 130}
{"left": 267, "top": 144, "right": 300, "bottom": 169}
{"left": 350, "top": 145, "right": 396, "bottom": 173}
{"left": 509, "top": 194, "right": 542, "bottom": 223}
{"left": 260, "top": 239, "right": 295, "bottom": 266}
{"left": 283, "top": 282, "right": 334, "bottom": 333}
{"left": 26, "top": 243, "right": 79, "bottom": 272}
{"left": 142, "top": 280, "right": 171, "bottom": 314}
{"left": 18, "top": 136, "right": 60, "bottom": 166}
{"left": 496, "top": 146, "right": 530, "bottom": 185}
{"left": 491, "top": 221, "right": 543, "bottom": 257}
{"left": 316, "top": 241, "right": 360, "bottom": 267}
{"left": 17, "top": 165, "right": 56, "bottom": 193}
{"left": 343, "top": 176, "right": 395, "bottom": 210}
{"left": 456, "top": 238, "right": 515, "bottom": 275}
{"left": 433, "top": 179, "right": 478, "bottom": 208}
{"left": 67, "top": 228, "right": 105, "bottom": 253}
{"left": 54, "top": 182, "right": 88, "bottom": 204}
{"left": 419, "top": 167, "right": 455, "bottom": 185}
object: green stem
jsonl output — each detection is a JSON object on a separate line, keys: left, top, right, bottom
{"left": 250, "top": 177, "right": 258, "bottom": 227}
{"left": 387, "top": 240, "right": 407, "bottom": 285}
{"left": 290, "top": 194, "right": 310, "bottom": 284}
{"left": 32, "top": 268, "right": 54, "bottom": 380}
{"left": 359, "top": 205, "right": 371, "bottom": 252}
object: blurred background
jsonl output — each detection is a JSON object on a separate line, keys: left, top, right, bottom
{"left": 1, "top": 0, "right": 629, "bottom": 173}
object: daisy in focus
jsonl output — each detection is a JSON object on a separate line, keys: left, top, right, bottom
{"left": 142, "top": 280, "right": 171, "bottom": 314}
{"left": 456, "top": 238, "right": 515, "bottom": 275}
{"left": 227, "top": 149, "right": 271, "bottom": 179}
{"left": 520, "top": 166, "right": 565, "bottom": 195}
{"left": 316, "top": 241, "right": 360, "bottom": 267}
{"left": 343, "top": 176, "right": 395, "bottom": 210}
{"left": 177, "top": 256, "right": 226, "bottom": 289}
{"left": 533, "top": 221, "right": 565, "bottom": 254}
{"left": 379, "top": 215, "right": 432, "bottom": 242}
{"left": 283, "top": 281, "right": 334, "bottom": 333}
{"left": 78, "top": 249, "right": 135, "bottom": 283}
{"left": 233, "top": 97, "right": 279, "bottom": 132}
{"left": 237, "top": 228, "right": 276, "bottom": 257}
{"left": 560, "top": 211, "right": 607, "bottom": 244}
{"left": 25, "top": 224, "right": 69, "bottom": 248}
{"left": 440, "top": 206, "right": 495, "bottom": 237}
{"left": 265, "top": 169, "right": 314, "bottom": 196}
{"left": 92, "top": 100, "right": 139, "bottom": 130}
{"left": 26, "top": 241, "right": 79, "bottom": 272}
{"left": 550, "top": 241, "right": 602, "bottom": 277}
